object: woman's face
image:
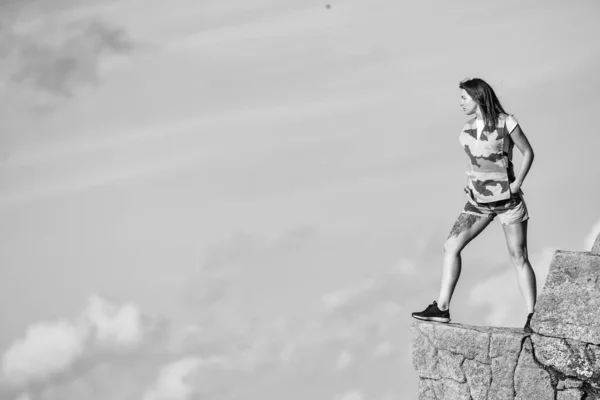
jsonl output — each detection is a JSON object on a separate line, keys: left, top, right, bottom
{"left": 460, "top": 89, "right": 479, "bottom": 116}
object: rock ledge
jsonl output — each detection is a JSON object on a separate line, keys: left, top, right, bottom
{"left": 412, "top": 233, "right": 600, "bottom": 399}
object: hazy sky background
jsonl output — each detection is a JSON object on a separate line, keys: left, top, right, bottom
{"left": 1, "top": 0, "right": 599, "bottom": 399}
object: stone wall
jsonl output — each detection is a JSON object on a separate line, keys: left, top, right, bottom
{"left": 412, "top": 233, "right": 600, "bottom": 400}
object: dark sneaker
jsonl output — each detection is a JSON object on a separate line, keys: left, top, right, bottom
{"left": 524, "top": 313, "right": 534, "bottom": 333}
{"left": 411, "top": 301, "right": 451, "bottom": 323}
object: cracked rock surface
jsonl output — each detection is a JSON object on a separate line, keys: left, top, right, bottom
{"left": 412, "top": 323, "right": 525, "bottom": 399}
{"left": 412, "top": 234, "right": 600, "bottom": 399}
{"left": 412, "top": 322, "right": 600, "bottom": 399}
{"left": 531, "top": 250, "right": 600, "bottom": 344}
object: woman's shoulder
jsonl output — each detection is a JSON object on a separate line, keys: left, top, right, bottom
{"left": 502, "top": 113, "right": 519, "bottom": 133}
{"left": 500, "top": 113, "right": 518, "bottom": 122}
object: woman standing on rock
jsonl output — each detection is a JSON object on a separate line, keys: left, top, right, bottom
{"left": 411, "top": 78, "right": 537, "bottom": 332}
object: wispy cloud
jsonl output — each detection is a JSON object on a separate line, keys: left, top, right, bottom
{"left": 472, "top": 219, "right": 600, "bottom": 327}
{"left": 1, "top": 294, "right": 164, "bottom": 396}
{"left": 142, "top": 358, "right": 201, "bottom": 400}
{"left": 10, "top": 20, "right": 132, "bottom": 97}
{"left": 333, "top": 390, "right": 365, "bottom": 400}
{"left": 469, "top": 246, "right": 557, "bottom": 327}
{"left": 85, "top": 294, "right": 144, "bottom": 348}
{"left": 2, "top": 319, "right": 89, "bottom": 386}
{"left": 12, "top": 393, "right": 31, "bottom": 400}
{"left": 584, "top": 218, "right": 600, "bottom": 251}
{"left": 0, "top": 1, "right": 134, "bottom": 110}
{"left": 0, "top": 255, "right": 416, "bottom": 399}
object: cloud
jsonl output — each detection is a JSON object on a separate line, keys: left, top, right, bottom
{"left": 0, "top": 1, "right": 134, "bottom": 109}
{"left": 1, "top": 292, "right": 279, "bottom": 398}
{"left": 0, "top": 246, "right": 413, "bottom": 399}
{"left": 372, "top": 341, "right": 393, "bottom": 359}
{"left": 334, "top": 390, "right": 365, "bottom": 400}
{"left": 85, "top": 294, "right": 143, "bottom": 348}
{"left": 181, "top": 227, "right": 321, "bottom": 317}
{"left": 182, "top": 232, "right": 261, "bottom": 308}
{"left": 249, "top": 261, "right": 415, "bottom": 397}
{"left": 10, "top": 19, "right": 132, "bottom": 97}
{"left": 142, "top": 358, "right": 201, "bottom": 400}
{"left": 1, "top": 294, "right": 152, "bottom": 388}
{"left": 335, "top": 350, "right": 353, "bottom": 371}
{"left": 320, "top": 261, "right": 411, "bottom": 317}
{"left": 1, "top": 318, "right": 89, "bottom": 386}
{"left": 584, "top": 218, "right": 600, "bottom": 251}
{"left": 472, "top": 219, "right": 600, "bottom": 327}
{"left": 469, "top": 246, "right": 557, "bottom": 327}
{"left": 175, "top": 252, "right": 413, "bottom": 397}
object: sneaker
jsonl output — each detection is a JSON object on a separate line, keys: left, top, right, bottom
{"left": 524, "top": 313, "right": 534, "bottom": 333}
{"left": 411, "top": 301, "right": 451, "bottom": 323}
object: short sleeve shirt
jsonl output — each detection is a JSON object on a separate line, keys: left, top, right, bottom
{"left": 459, "top": 114, "right": 520, "bottom": 203}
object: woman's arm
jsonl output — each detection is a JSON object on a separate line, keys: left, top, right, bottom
{"left": 509, "top": 125, "right": 535, "bottom": 193}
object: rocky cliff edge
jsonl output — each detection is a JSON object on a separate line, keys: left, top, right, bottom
{"left": 412, "top": 233, "right": 600, "bottom": 400}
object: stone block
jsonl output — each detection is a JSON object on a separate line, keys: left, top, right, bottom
{"left": 413, "top": 322, "right": 490, "bottom": 363}
{"left": 412, "top": 321, "right": 527, "bottom": 399}
{"left": 514, "top": 338, "right": 554, "bottom": 400}
{"left": 487, "top": 386, "right": 517, "bottom": 400}
{"left": 557, "top": 389, "right": 585, "bottom": 400}
{"left": 556, "top": 378, "right": 583, "bottom": 390}
{"left": 418, "top": 378, "right": 471, "bottom": 400}
{"left": 490, "top": 330, "right": 526, "bottom": 392}
{"left": 462, "top": 358, "right": 490, "bottom": 400}
{"left": 437, "top": 349, "right": 466, "bottom": 382}
{"left": 531, "top": 334, "right": 600, "bottom": 381}
{"left": 531, "top": 250, "right": 600, "bottom": 344}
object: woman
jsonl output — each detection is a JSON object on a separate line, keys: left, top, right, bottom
{"left": 411, "top": 78, "right": 537, "bottom": 332}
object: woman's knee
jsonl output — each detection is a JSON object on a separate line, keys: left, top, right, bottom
{"left": 444, "top": 239, "right": 463, "bottom": 255}
{"left": 509, "top": 250, "right": 528, "bottom": 267}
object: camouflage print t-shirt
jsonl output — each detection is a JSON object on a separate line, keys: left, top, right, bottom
{"left": 459, "top": 113, "right": 520, "bottom": 204}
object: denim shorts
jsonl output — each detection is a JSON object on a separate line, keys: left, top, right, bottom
{"left": 462, "top": 191, "right": 529, "bottom": 225}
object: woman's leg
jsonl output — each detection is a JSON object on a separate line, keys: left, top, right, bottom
{"left": 502, "top": 220, "right": 537, "bottom": 313}
{"left": 437, "top": 213, "right": 494, "bottom": 310}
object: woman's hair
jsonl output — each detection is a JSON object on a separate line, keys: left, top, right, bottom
{"left": 459, "top": 78, "right": 507, "bottom": 132}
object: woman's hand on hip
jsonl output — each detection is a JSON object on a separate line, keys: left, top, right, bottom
{"left": 510, "top": 181, "right": 521, "bottom": 194}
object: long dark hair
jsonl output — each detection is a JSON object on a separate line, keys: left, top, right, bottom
{"left": 459, "top": 78, "right": 507, "bottom": 132}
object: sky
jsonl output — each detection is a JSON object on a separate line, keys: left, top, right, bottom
{"left": 0, "top": 0, "right": 599, "bottom": 399}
